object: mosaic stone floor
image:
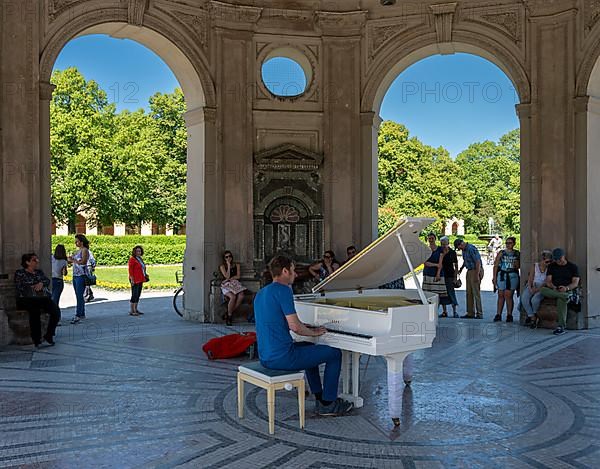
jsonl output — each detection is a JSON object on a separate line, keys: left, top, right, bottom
{"left": 1, "top": 292, "right": 599, "bottom": 468}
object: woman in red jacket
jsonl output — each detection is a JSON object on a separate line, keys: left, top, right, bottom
{"left": 128, "top": 245, "right": 149, "bottom": 316}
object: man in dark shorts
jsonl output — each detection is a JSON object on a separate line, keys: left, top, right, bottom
{"left": 254, "top": 255, "right": 353, "bottom": 416}
{"left": 541, "top": 248, "right": 580, "bottom": 335}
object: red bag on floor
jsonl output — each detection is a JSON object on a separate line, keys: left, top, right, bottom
{"left": 202, "top": 332, "right": 257, "bottom": 359}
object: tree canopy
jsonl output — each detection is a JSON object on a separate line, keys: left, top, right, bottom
{"left": 50, "top": 68, "right": 187, "bottom": 231}
{"left": 377, "top": 121, "right": 520, "bottom": 235}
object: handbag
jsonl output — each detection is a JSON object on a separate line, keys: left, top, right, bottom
{"left": 83, "top": 266, "right": 97, "bottom": 286}
{"left": 453, "top": 278, "right": 462, "bottom": 288}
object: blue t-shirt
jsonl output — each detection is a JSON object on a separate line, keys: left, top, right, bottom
{"left": 254, "top": 282, "right": 296, "bottom": 362}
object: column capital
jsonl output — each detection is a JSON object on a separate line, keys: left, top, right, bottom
{"left": 360, "top": 111, "right": 382, "bottom": 128}
{"left": 39, "top": 82, "right": 56, "bottom": 101}
{"left": 516, "top": 102, "right": 534, "bottom": 119}
{"left": 184, "top": 107, "right": 217, "bottom": 127}
{"left": 574, "top": 96, "right": 590, "bottom": 113}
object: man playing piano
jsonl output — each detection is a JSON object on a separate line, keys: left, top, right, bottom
{"left": 254, "top": 255, "right": 354, "bottom": 417}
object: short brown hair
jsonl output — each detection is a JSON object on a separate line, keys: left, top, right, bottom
{"left": 269, "top": 255, "right": 294, "bottom": 277}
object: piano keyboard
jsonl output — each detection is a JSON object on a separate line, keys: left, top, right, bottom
{"left": 325, "top": 328, "right": 373, "bottom": 340}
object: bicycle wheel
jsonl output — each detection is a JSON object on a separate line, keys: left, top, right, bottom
{"left": 173, "top": 287, "right": 184, "bottom": 317}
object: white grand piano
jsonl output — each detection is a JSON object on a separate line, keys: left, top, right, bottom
{"left": 293, "top": 217, "right": 438, "bottom": 424}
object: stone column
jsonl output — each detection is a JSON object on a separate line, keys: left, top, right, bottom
{"left": 216, "top": 28, "right": 254, "bottom": 269}
{"left": 183, "top": 106, "right": 217, "bottom": 321}
{"left": 527, "top": 7, "right": 577, "bottom": 249}
{"left": 39, "top": 82, "right": 56, "bottom": 276}
{"left": 575, "top": 96, "right": 600, "bottom": 328}
{"left": 319, "top": 12, "right": 365, "bottom": 256}
{"left": 516, "top": 102, "right": 535, "bottom": 291}
{"left": 360, "top": 111, "right": 382, "bottom": 246}
{"left": 526, "top": 3, "right": 585, "bottom": 325}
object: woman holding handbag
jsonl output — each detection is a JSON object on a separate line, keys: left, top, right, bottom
{"left": 128, "top": 245, "right": 149, "bottom": 316}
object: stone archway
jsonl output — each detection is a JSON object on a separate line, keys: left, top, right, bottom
{"left": 39, "top": 11, "right": 216, "bottom": 320}
{"left": 359, "top": 35, "right": 530, "bottom": 285}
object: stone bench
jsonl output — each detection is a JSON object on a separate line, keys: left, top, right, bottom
{"left": 519, "top": 297, "right": 583, "bottom": 330}
{"left": 208, "top": 278, "right": 261, "bottom": 324}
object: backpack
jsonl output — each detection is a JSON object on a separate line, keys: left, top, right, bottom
{"left": 202, "top": 332, "right": 257, "bottom": 360}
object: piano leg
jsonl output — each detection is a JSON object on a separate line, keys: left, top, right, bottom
{"left": 403, "top": 353, "right": 414, "bottom": 385}
{"left": 341, "top": 350, "right": 350, "bottom": 395}
{"left": 339, "top": 350, "right": 364, "bottom": 408}
{"left": 385, "top": 352, "right": 410, "bottom": 424}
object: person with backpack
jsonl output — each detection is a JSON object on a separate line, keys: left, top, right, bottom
{"left": 492, "top": 236, "right": 520, "bottom": 323}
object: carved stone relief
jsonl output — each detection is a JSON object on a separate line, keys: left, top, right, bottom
{"left": 458, "top": 4, "right": 524, "bottom": 45}
{"left": 253, "top": 144, "right": 324, "bottom": 266}
{"left": 584, "top": 0, "right": 600, "bottom": 32}
{"left": 366, "top": 15, "right": 427, "bottom": 60}
{"left": 48, "top": 0, "right": 87, "bottom": 20}
{"left": 153, "top": 1, "right": 210, "bottom": 51}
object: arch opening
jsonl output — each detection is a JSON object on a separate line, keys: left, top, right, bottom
{"left": 43, "top": 22, "right": 212, "bottom": 320}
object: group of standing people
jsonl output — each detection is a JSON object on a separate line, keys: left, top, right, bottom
{"left": 14, "top": 234, "right": 152, "bottom": 346}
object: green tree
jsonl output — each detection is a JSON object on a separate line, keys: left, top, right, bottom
{"left": 50, "top": 67, "right": 116, "bottom": 230}
{"left": 377, "top": 121, "right": 473, "bottom": 235}
{"left": 455, "top": 132, "right": 520, "bottom": 234}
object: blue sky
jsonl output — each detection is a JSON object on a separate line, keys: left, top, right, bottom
{"left": 54, "top": 35, "right": 519, "bottom": 157}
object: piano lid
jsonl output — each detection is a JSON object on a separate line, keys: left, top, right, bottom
{"left": 312, "top": 217, "right": 435, "bottom": 293}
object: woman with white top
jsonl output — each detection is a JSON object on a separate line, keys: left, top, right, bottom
{"left": 522, "top": 250, "right": 553, "bottom": 328}
{"left": 51, "top": 244, "right": 68, "bottom": 308}
{"left": 68, "top": 234, "right": 90, "bottom": 324}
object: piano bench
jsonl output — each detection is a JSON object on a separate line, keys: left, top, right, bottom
{"left": 237, "top": 362, "right": 305, "bottom": 435}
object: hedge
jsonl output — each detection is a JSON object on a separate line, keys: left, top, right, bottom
{"left": 52, "top": 235, "right": 186, "bottom": 266}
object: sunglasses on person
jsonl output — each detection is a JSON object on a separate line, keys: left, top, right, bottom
{"left": 224, "top": 255, "right": 233, "bottom": 259}
{"left": 323, "top": 255, "right": 332, "bottom": 259}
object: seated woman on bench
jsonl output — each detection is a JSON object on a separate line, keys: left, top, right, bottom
{"left": 14, "top": 253, "right": 60, "bottom": 347}
{"left": 219, "top": 250, "right": 246, "bottom": 326}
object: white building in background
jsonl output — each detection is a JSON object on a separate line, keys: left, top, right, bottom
{"left": 52, "top": 214, "right": 183, "bottom": 236}
{"left": 445, "top": 218, "right": 465, "bottom": 236}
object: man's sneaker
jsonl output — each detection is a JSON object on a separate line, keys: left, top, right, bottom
{"left": 70, "top": 316, "right": 84, "bottom": 324}
{"left": 553, "top": 326, "right": 566, "bottom": 335}
{"left": 316, "top": 398, "right": 354, "bottom": 417}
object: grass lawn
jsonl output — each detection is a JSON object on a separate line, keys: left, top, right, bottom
{"left": 91, "top": 264, "right": 182, "bottom": 290}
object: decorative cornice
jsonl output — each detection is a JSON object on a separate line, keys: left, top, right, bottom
{"left": 523, "top": 0, "right": 578, "bottom": 18}
{"left": 128, "top": 0, "right": 148, "bottom": 27}
{"left": 210, "top": 0, "right": 262, "bottom": 25}
{"left": 255, "top": 144, "right": 323, "bottom": 171}
{"left": 315, "top": 10, "right": 367, "bottom": 37}
{"left": 430, "top": 3, "right": 457, "bottom": 50}
{"left": 39, "top": 82, "right": 56, "bottom": 101}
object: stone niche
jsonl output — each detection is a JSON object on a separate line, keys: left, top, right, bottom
{"left": 253, "top": 144, "right": 324, "bottom": 271}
